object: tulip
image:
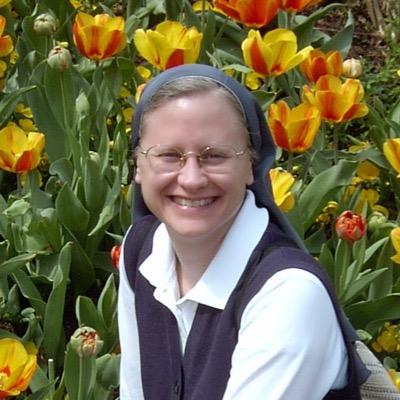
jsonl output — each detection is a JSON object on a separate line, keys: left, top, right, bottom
{"left": 302, "top": 75, "right": 369, "bottom": 123}
{"left": 213, "top": 0, "right": 279, "bottom": 28}
{"left": 0, "top": 15, "right": 13, "bottom": 57}
{"left": 110, "top": 245, "right": 121, "bottom": 268}
{"left": 0, "top": 338, "right": 37, "bottom": 398}
{"left": 33, "top": 13, "right": 58, "bottom": 36}
{"left": 0, "top": 123, "right": 45, "bottom": 173}
{"left": 72, "top": 12, "right": 127, "bottom": 61}
{"left": 134, "top": 21, "right": 202, "bottom": 71}
{"left": 342, "top": 58, "right": 363, "bottom": 78}
{"left": 335, "top": 210, "right": 366, "bottom": 244}
{"left": 47, "top": 46, "right": 72, "bottom": 72}
{"left": 269, "top": 168, "right": 295, "bottom": 212}
{"left": 356, "top": 160, "right": 380, "bottom": 181}
{"left": 279, "top": 0, "right": 322, "bottom": 12}
{"left": 242, "top": 28, "right": 313, "bottom": 77}
{"left": 390, "top": 228, "right": 400, "bottom": 264}
{"left": 383, "top": 139, "right": 400, "bottom": 177}
{"left": 300, "top": 50, "right": 343, "bottom": 83}
{"left": 71, "top": 327, "right": 104, "bottom": 358}
{"left": 267, "top": 100, "right": 321, "bottom": 153}
{"left": 0, "top": 0, "right": 11, "bottom": 7}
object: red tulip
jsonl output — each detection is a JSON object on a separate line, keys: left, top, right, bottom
{"left": 110, "top": 245, "right": 121, "bottom": 268}
{"left": 335, "top": 210, "right": 366, "bottom": 244}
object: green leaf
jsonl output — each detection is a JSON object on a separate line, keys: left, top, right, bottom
{"left": 0, "top": 86, "right": 36, "bottom": 127}
{"left": 76, "top": 296, "right": 105, "bottom": 338}
{"left": 346, "top": 294, "right": 400, "bottom": 329}
{"left": 96, "top": 353, "right": 120, "bottom": 390}
{"left": 12, "top": 269, "right": 46, "bottom": 317}
{"left": 293, "top": 3, "right": 347, "bottom": 48}
{"left": 342, "top": 269, "right": 388, "bottom": 305}
{"left": 55, "top": 183, "right": 90, "bottom": 233}
{"left": 321, "top": 12, "right": 354, "bottom": 56}
{"left": 0, "top": 253, "right": 36, "bottom": 277}
{"left": 297, "top": 159, "right": 356, "bottom": 231}
{"left": 42, "top": 243, "right": 72, "bottom": 362}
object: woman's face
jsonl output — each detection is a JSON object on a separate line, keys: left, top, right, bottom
{"left": 135, "top": 91, "right": 254, "bottom": 244}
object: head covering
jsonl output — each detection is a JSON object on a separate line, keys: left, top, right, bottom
{"left": 131, "top": 64, "right": 303, "bottom": 246}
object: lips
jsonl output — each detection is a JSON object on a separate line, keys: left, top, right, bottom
{"left": 172, "top": 196, "right": 215, "bottom": 208}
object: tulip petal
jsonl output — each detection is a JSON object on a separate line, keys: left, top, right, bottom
{"left": 384, "top": 139, "right": 400, "bottom": 176}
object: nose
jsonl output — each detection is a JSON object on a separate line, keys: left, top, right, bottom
{"left": 177, "top": 154, "right": 208, "bottom": 189}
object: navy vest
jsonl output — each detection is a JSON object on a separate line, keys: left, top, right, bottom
{"left": 124, "top": 214, "right": 367, "bottom": 400}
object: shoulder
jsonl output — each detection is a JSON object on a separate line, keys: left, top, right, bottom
{"left": 241, "top": 268, "right": 339, "bottom": 334}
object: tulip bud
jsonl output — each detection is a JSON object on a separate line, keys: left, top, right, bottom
{"left": 368, "top": 210, "right": 387, "bottom": 232}
{"left": 342, "top": 58, "right": 363, "bottom": 78}
{"left": 110, "top": 245, "right": 121, "bottom": 268}
{"left": 47, "top": 46, "right": 72, "bottom": 72}
{"left": 71, "top": 327, "right": 104, "bottom": 358}
{"left": 33, "top": 13, "right": 58, "bottom": 36}
{"left": 335, "top": 210, "right": 367, "bottom": 244}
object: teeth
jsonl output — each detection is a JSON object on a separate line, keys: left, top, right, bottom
{"left": 174, "top": 197, "right": 214, "bottom": 208}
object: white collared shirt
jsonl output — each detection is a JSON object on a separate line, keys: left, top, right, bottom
{"left": 118, "top": 191, "right": 348, "bottom": 399}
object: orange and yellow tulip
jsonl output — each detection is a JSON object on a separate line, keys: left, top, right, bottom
{"left": 72, "top": 12, "right": 127, "bottom": 61}
{"left": 267, "top": 100, "right": 321, "bottom": 153}
{"left": 390, "top": 227, "right": 400, "bottom": 264}
{"left": 302, "top": 75, "right": 369, "bottom": 123}
{"left": 269, "top": 168, "right": 295, "bottom": 212}
{"left": 213, "top": 0, "right": 279, "bottom": 28}
{"left": 134, "top": 21, "right": 203, "bottom": 71}
{"left": 383, "top": 139, "right": 400, "bottom": 177}
{"left": 0, "top": 123, "right": 45, "bottom": 173}
{"left": 0, "top": 15, "right": 13, "bottom": 57}
{"left": 0, "top": 338, "right": 37, "bottom": 398}
{"left": 0, "top": 0, "right": 11, "bottom": 7}
{"left": 300, "top": 50, "right": 343, "bottom": 83}
{"left": 242, "top": 28, "right": 313, "bottom": 77}
{"left": 279, "top": 0, "right": 322, "bottom": 12}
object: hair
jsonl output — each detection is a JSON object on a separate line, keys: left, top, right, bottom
{"left": 138, "top": 76, "right": 257, "bottom": 160}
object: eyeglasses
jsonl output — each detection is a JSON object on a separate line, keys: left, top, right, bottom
{"left": 137, "top": 144, "right": 248, "bottom": 174}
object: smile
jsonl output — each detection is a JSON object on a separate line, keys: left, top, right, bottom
{"left": 172, "top": 197, "right": 215, "bottom": 208}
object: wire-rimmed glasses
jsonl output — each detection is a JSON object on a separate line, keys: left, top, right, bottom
{"left": 137, "top": 144, "right": 248, "bottom": 174}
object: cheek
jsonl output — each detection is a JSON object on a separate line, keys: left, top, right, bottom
{"left": 245, "top": 161, "right": 255, "bottom": 186}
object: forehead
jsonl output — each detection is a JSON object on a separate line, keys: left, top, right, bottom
{"left": 140, "top": 91, "right": 248, "bottom": 142}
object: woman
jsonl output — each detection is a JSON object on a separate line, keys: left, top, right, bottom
{"left": 118, "top": 64, "right": 366, "bottom": 399}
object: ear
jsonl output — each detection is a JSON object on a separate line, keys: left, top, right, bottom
{"left": 246, "top": 163, "right": 254, "bottom": 186}
{"left": 134, "top": 167, "right": 142, "bottom": 184}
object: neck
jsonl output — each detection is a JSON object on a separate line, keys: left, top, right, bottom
{"left": 171, "top": 233, "right": 226, "bottom": 297}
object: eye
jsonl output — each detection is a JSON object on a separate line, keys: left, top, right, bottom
{"left": 152, "top": 148, "right": 182, "bottom": 163}
{"left": 201, "top": 147, "right": 231, "bottom": 163}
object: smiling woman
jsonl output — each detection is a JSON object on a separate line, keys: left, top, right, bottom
{"left": 117, "top": 64, "right": 369, "bottom": 400}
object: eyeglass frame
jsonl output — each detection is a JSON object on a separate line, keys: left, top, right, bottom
{"left": 135, "top": 144, "right": 250, "bottom": 174}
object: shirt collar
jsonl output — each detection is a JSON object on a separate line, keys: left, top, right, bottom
{"left": 139, "top": 190, "right": 269, "bottom": 309}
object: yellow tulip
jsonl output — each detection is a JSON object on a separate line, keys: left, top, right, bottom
{"left": 267, "top": 100, "right": 321, "bottom": 153}
{"left": 356, "top": 160, "right": 380, "bottom": 181}
{"left": 242, "top": 28, "right": 313, "bottom": 77}
{"left": 0, "top": 123, "right": 45, "bottom": 173}
{"left": 0, "top": 15, "right": 13, "bottom": 57}
{"left": 300, "top": 50, "right": 343, "bottom": 83}
{"left": 134, "top": 21, "right": 203, "bottom": 71}
{"left": 390, "top": 227, "right": 400, "bottom": 264}
{"left": 269, "top": 168, "right": 295, "bottom": 212}
{"left": 0, "top": 338, "right": 37, "bottom": 398}
{"left": 383, "top": 138, "right": 400, "bottom": 177}
{"left": 72, "top": 12, "right": 127, "bottom": 61}
{"left": 302, "top": 75, "right": 369, "bottom": 123}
